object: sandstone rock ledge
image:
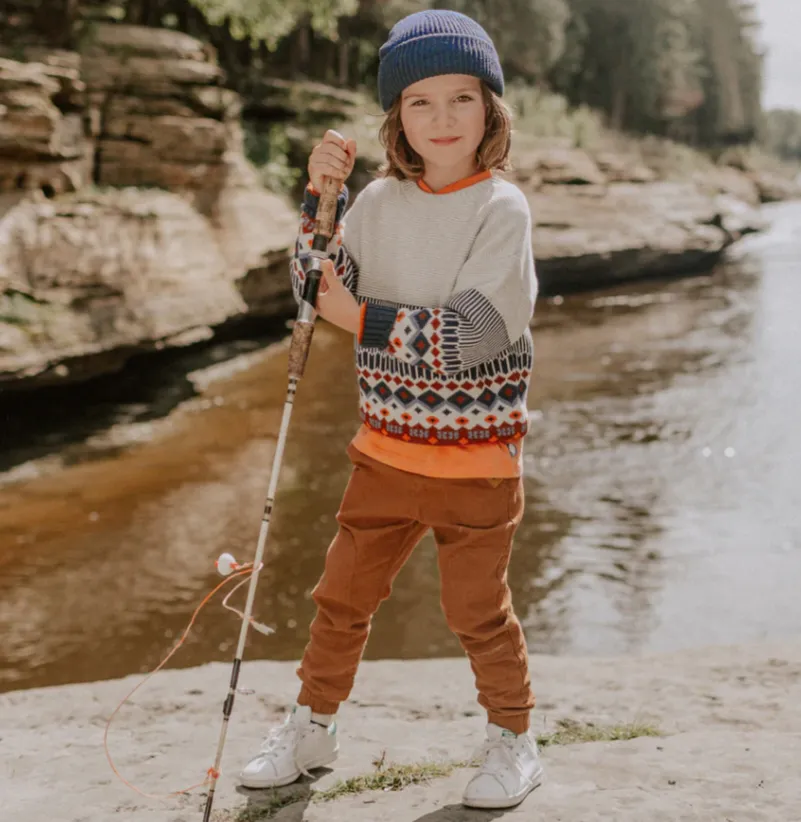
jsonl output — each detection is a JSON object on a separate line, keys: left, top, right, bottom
{"left": 0, "top": 186, "right": 285, "bottom": 387}
{"left": 1, "top": 641, "right": 800, "bottom": 821}
{"left": 0, "top": 23, "right": 297, "bottom": 390}
{"left": 531, "top": 178, "right": 764, "bottom": 292}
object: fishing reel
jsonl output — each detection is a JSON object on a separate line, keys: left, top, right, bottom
{"left": 215, "top": 552, "right": 240, "bottom": 576}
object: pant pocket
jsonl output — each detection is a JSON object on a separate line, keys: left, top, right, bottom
{"left": 442, "top": 478, "right": 516, "bottom": 530}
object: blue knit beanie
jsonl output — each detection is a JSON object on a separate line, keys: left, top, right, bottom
{"left": 378, "top": 10, "right": 504, "bottom": 112}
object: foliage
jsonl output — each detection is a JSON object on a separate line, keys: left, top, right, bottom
{"left": 187, "top": 0, "right": 358, "bottom": 45}
{"left": 759, "top": 109, "right": 801, "bottom": 162}
{"left": 243, "top": 124, "right": 303, "bottom": 193}
{"left": 544, "top": 0, "right": 764, "bottom": 145}
{"left": 505, "top": 82, "right": 606, "bottom": 149}
{"left": 550, "top": 0, "right": 705, "bottom": 131}
{"left": 691, "top": 0, "right": 764, "bottom": 143}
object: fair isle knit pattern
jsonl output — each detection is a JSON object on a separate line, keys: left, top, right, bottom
{"left": 291, "top": 175, "right": 537, "bottom": 446}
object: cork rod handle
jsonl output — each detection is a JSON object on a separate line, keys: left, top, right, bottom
{"left": 314, "top": 176, "right": 341, "bottom": 242}
{"left": 287, "top": 176, "right": 341, "bottom": 381}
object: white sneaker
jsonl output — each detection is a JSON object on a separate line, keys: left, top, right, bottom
{"left": 462, "top": 724, "right": 543, "bottom": 809}
{"left": 239, "top": 705, "right": 339, "bottom": 789}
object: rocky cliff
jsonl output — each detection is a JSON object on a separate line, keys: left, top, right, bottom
{"left": 0, "top": 22, "right": 296, "bottom": 390}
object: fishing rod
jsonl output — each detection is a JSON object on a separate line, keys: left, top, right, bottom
{"left": 201, "top": 175, "right": 341, "bottom": 822}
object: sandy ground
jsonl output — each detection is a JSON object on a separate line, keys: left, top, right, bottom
{"left": 2, "top": 641, "right": 800, "bottom": 821}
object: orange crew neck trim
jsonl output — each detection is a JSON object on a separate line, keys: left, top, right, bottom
{"left": 417, "top": 169, "right": 492, "bottom": 195}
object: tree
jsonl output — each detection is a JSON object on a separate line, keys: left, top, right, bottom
{"left": 760, "top": 109, "right": 801, "bottom": 161}
{"left": 432, "top": 0, "right": 570, "bottom": 83}
{"left": 187, "top": 0, "right": 357, "bottom": 46}
{"left": 691, "top": 0, "right": 763, "bottom": 143}
{"left": 550, "top": 0, "right": 762, "bottom": 144}
{"left": 549, "top": 0, "right": 704, "bottom": 132}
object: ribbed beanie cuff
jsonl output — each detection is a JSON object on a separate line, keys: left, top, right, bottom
{"left": 378, "top": 10, "right": 504, "bottom": 111}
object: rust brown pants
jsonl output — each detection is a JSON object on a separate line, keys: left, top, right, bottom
{"left": 296, "top": 444, "right": 535, "bottom": 734}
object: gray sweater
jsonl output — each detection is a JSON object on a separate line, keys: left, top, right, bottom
{"left": 292, "top": 174, "right": 538, "bottom": 446}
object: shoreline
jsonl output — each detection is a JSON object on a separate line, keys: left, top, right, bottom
{"left": 2, "top": 638, "right": 800, "bottom": 820}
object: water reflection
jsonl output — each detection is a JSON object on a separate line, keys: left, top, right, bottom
{"left": 0, "top": 202, "right": 799, "bottom": 693}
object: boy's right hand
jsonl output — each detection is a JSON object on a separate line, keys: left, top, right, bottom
{"left": 308, "top": 130, "right": 357, "bottom": 193}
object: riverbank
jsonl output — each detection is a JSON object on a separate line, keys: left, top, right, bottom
{"left": 2, "top": 640, "right": 799, "bottom": 821}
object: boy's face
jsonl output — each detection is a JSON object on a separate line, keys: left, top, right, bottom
{"left": 400, "top": 74, "right": 486, "bottom": 174}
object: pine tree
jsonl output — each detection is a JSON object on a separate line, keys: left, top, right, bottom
{"left": 551, "top": 0, "right": 761, "bottom": 144}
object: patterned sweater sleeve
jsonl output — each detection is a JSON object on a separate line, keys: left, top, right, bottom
{"left": 290, "top": 183, "right": 359, "bottom": 303}
{"left": 359, "top": 192, "right": 537, "bottom": 376}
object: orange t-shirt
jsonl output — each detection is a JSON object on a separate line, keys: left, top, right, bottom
{"left": 351, "top": 425, "right": 522, "bottom": 479}
{"left": 351, "top": 168, "right": 523, "bottom": 480}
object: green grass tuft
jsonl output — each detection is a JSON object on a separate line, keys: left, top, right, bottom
{"left": 537, "top": 718, "right": 662, "bottom": 748}
{"left": 317, "top": 759, "right": 465, "bottom": 802}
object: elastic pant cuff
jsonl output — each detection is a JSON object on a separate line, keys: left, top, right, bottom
{"left": 297, "top": 686, "right": 340, "bottom": 715}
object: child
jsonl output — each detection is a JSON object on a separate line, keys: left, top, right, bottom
{"left": 239, "top": 9, "right": 541, "bottom": 810}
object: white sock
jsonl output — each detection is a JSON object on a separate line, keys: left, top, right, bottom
{"left": 311, "top": 711, "right": 334, "bottom": 727}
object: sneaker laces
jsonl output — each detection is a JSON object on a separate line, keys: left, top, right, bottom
{"left": 257, "top": 715, "right": 312, "bottom": 777}
{"left": 475, "top": 736, "right": 522, "bottom": 784}
{"left": 258, "top": 716, "right": 294, "bottom": 754}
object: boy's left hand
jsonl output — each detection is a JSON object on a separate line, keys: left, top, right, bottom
{"left": 317, "top": 259, "right": 361, "bottom": 336}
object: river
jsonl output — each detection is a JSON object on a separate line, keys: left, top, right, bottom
{"left": 0, "top": 200, "right": 799, "bottom": 694}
